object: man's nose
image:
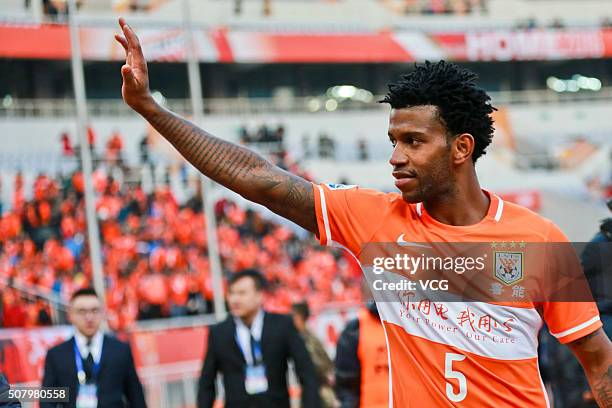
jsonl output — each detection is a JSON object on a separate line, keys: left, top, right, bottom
{"left": 389, "top": 146, "right": 408, "bottom": 167}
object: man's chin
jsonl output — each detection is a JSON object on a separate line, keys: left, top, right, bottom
{"left": 400, "top": 190, "right": 422, "bottom": 204}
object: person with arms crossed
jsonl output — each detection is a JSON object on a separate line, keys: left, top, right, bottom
{"left": 197, "top": 270, "right": 321, "bottom": 408}
{"left": 115, "top": 19, "right": 612, "bottom": 407}
{"left": 41, "top": 288, "right": 146, "bottom": 408}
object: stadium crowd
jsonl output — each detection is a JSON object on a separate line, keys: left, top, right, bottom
{"left": 0, "top": 129, "right": 361, "bottom": 330}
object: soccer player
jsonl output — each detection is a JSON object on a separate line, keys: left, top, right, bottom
{"left": 115, "top": 18, "right": 612, "bottom": 407}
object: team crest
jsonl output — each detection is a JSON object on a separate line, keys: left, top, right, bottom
{"left": 326, "top": 183, "right": 357, "bottom": 190}
{"left": 494, "top": 252, "right": 523, "bottom": 285}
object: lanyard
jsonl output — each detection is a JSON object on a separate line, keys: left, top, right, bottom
{"left": 235, "top": 329, "right": 263, "bottom": 366}
{"left": 74, "top": 340, "right": 100, "bottom": 385}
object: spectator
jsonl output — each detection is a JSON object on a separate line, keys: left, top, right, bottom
{"left": 576, "top": 204, "right": 612, "bottom": 405}
{"left": 197, "top": 269, "right": 321, "bottom": 408}
{"left": 263, "top": 0, "right": 271, "bottom": 16}
{"left": 36, "top": 298, "right": 53, "bottom": 325}
{"left": 335, "top": 302, "right": 388, "bottom": 408}
{"left": 357, "top": 139, "right": 368, "bottom": 162}
{"left": 291, "top": 302, "right": 337, "bottom": 408}
{"left": 41, "top": 288, "right": 146, "bottom": 408}
{"left": 318, "top": 132, "right": 336, "bottom": 159}
{"left": 239, "top": 124, "right": 250, "bottom": 144}
{"left": 60, "top": 132, "right": 75, "bottom": 157}
{"left": 0, "top": 373, "right": 21, "bottom": 407}
{"left": 581, "top": 199, "right": 612, "bottom": 338}
{"left": 302, "top": 134, "right": 312, "bottom": 159}
{"left": 41, "top": 0, "right": 60, "bottom": 19}
{"left": 1, "top": 290, "right": 27, "bottom": 328}
{"left": 87, "top": 126, "right": 96, "bottom": 153}
{"left": 274, "top": 125, "right": 285, "bottom": 145}
{"left": 234, "top": 0, "right": 242, "bottom": 15}
{"left": 106, "top": 129, "right": 124, "bottom": 168}
{"left": 550, "top": 18, "right": 565, "bottom": 29}
{"left": 139, "top": 134, "right": 151, "bottom": 166}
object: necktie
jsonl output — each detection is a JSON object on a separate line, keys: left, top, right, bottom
{"left": 83, "top": 341, "right": 95, "bottom": 383}
{"left": 249, "top": 334, "right": 260, "bottom": 365}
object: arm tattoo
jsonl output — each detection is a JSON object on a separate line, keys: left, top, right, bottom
{"left": 594, "top": 365, "right": 612, "bottom": 408}
{"left": 143, "top": 106, "right": 316, "bottom": 232}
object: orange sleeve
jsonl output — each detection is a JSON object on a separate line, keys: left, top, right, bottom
{"left": 312, "top": 183, "right": 389, "bottom": 256}
{"left": 543, "top": 302, "right": 602, "bottom": 344}
{"left": 541, "top": 222, "right": 602, "bottom": 344}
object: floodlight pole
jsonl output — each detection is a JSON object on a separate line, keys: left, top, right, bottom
{"left": 67, "top": 0, "right": 106, "bottom": 307}
{"left": 183, "top": 0, "right": 227, "bottom": 321}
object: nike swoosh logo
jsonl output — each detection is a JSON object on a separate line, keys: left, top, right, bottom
{"left": 396, "top": 234, "right": 431, "bottom": 248}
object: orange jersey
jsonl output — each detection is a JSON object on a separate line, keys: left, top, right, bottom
{"left": 312, "top": 183, "right": 601, "bottom": 408}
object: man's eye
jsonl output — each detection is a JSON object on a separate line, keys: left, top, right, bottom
{"left": 389, "top": 139, "right": 397, "bottom": 147}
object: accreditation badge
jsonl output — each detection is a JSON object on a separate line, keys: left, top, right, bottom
{"left": 245, "top": 364, "right": 268, "bottom": 395}
{"left": 76, "top": 384, "right": 98, "bottom": 408}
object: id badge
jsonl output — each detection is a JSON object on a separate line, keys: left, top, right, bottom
{"left": 245, "top": 364, "right": 268, "bottom": 395}
{"left": 76, "top": 384, "right": 98, "bottom": 408}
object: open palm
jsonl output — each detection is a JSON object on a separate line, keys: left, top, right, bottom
{"left": 115, "top": 18, "right": 153, "bottom": 112}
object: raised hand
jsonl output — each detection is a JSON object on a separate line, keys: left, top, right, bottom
{"left": 115, "top": 17, "right": 154, "bottom": 113}
{"left": 113, "top": 18, "right": 317, "bottom": 235}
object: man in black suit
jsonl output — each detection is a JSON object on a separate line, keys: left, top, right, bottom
{"left": 41, "top": 288, "right": 146, "bottom": 408}
{"left": 0, "top": 373, "right": 21, "bottom": 407}
{"left": 197, "top": 269, "right": 321, "bottom": 408}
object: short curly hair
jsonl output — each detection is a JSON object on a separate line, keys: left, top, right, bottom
{"left": 381, "top": 61, "right": 496, "bottom": 162}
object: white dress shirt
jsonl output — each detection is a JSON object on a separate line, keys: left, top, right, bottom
{"left": 234, "top": 309, "right": 264, "bottom": 366}
{"left": 74, "top": 330, "right": 104, "bottom": 365}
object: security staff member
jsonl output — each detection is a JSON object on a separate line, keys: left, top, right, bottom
{"left": 41, "top": 288, "right": 146, "bottom": 408}
{"left": 198, "top": 269, "right": 321, "bottom": 408}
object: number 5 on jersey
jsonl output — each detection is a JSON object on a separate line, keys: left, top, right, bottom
{"left": 445, "top": 352, "right": 467, "bottom": 402}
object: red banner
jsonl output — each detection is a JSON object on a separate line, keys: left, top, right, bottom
{"left": 225, "top": 31, "right": 413, "bottom": 63}
{"left": 432, "top": 29, "right": 610, "bottom": 61}
{"left": 0, "top": 326, "right": 72, "bottom": 384}
{"left": 1, "top": 23, "right": 611, "bottom": 63}
{"left": 0, "top": 24, "right": 71, "bottom": 59}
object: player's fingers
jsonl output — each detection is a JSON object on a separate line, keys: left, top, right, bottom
{"left": 120, "top": 21, "right": 147, "bottom": 70}
{"left": 118, "top": 17, "right": 130, "bottom": 46}
{"left": 119, "top": 18, "right": 136, "bottom": 49}
{"left": 114, "top": 34, "right": 129, "bottom": 54}
{"left": 123, "top": 22, "right": 142, "bottom": 52}
{"left": 121, "top": 65, "right": 136, "bottom": 83}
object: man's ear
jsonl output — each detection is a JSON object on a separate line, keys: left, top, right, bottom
{"left": 452, "top": 133, "right": 475, "bottom": 164}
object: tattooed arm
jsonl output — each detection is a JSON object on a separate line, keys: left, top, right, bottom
{"left": 568, "top": 328, "right": 612, "bottom": 407}
{"left": 114, "top": 18, "right": 316, "bottom": 233}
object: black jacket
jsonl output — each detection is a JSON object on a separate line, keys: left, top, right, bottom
{"left": 334, "top": 318, "right": 360, "bottom": 408}
{"left": 335, "top": 303, "right": 380, "bottom": 408}
{"left": 41, "top": 335, "right": 146, "bottom": 408}
{"left": 197, "top": 312, "right": 321, "bottom": 408}
{"left": 0, "top": 373, "right": 21, "bottom": 408}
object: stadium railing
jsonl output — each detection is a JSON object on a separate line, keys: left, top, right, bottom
{"left": 3, "top": 88, "right": 612, "bottom": 118}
